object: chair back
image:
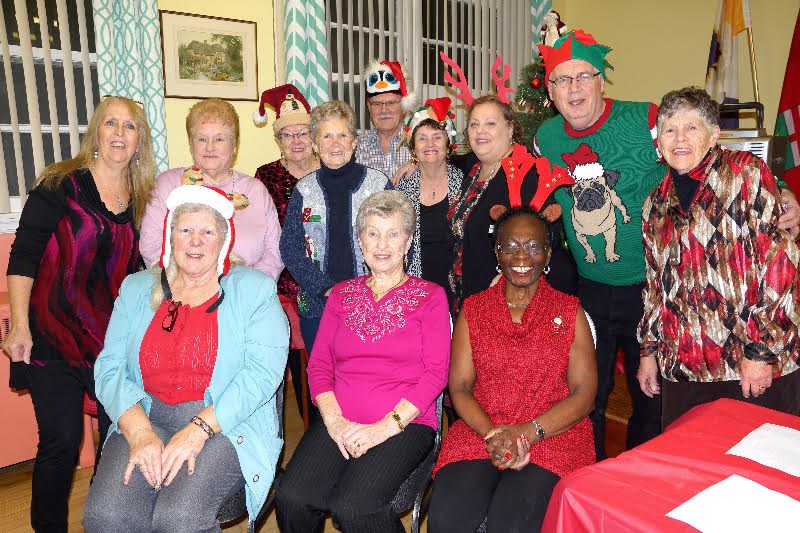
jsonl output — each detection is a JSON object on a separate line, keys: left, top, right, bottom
{"left": 390, "top": 392, "right": 445, "bottom": 531}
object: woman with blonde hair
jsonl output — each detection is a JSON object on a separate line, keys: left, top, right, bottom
{"left": 3, "top": 95, "right": 156, "bottom": 531}
{"left": 139, "top": 97, "right": 283, "bottom": 279}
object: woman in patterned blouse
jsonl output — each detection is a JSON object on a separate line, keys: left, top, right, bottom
{"left": 638, "top": 87, "right": 800, "bottom": 428}
{"left": 396, "top": 97, "right": 463, "bottom": 305}
{"left": 275, "top": 190, "right": 450, "bottom": 532}
{"left": 253, "top": 84, "right": 320, "bottom": 419}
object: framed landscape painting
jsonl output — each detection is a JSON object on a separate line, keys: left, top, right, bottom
{"left": 160, "top": 10, "right": 258, "bottom": 100}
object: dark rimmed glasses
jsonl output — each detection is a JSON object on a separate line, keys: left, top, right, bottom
{"left": 161, "top": 300, "right": 182, "bottom": 332}
{"left": 496, "top": 241, "right": 549, "bottom": 256}
{"left": 548, "top": 72, "right": 602, "bottom": 89}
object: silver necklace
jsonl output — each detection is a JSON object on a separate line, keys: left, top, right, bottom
{"left": 92, "top": 163, "right": 125, "bottom": 209}
{"left": 506, "top": 300, "right": 528, "bottom": 309}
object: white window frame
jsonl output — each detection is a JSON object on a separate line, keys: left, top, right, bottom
{"left": 325, "top": 0, "right": 533, "bottom": 136}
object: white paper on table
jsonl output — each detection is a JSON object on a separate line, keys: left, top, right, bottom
{"left": 666, "top": 475, "right": 800, "bottom": 532}
{"left": 726, "top": 423, "right": 800, "bottom": 477}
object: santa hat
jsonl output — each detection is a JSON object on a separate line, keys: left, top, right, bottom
{"left": 159, "top": 185, "right": 236, "bottom": 277}
{"left": 537, "top": 30, "right": 613, "bottom": 83}
{"left": 563, "top": 142, "right": 604, "bottom": 181}
{"left": 363, "top": 59, "right": 418, "bottom": 112}
{"left": 253, "top": 83, "right": 312, "bottom": 135}
{"left": 402, "top": 97, "right": 458, "bottom": 148}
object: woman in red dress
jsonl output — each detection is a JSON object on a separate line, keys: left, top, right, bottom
{"left": 428, "top": 207, "right": 597, "bottom": 532}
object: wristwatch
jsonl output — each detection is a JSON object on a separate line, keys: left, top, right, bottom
{"left": 532, "top": 418, "right": 545, "bottom": 440}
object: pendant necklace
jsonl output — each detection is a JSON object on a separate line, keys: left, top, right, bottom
{"left": 92, "top": 163, "right": 125, "bottom": 209}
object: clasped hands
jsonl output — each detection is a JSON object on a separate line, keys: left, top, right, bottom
{"left": 124, "top": 422, "right": 209, "bottom": 490}
{"left": 323, "top": 413, "right": 397, "bottom": 460}
{"left": 483, "top": 424, "right": 531, "bottom": 471}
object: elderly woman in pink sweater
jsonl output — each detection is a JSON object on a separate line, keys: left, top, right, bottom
{"left": 139, "top": 98, "right": 283, "bottom": 278}
{"left": 274, "top": 190, "right": 450, "bottom": 533}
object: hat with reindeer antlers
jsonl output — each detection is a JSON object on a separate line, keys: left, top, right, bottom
{"left": 438, "top": 52, "right": 514, "bottom": 107}
{"left": 537, "top": 30, "right": 613, "bottom": 83}
{"left": 363, "top": 60, "right": 418, "bottom": 112}
{"left": 253, "top": 83, "right": 312, "bottom": 135}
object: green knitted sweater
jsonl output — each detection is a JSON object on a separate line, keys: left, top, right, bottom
{"left": 535, "top": 99, "right": 665, "bottom": 286}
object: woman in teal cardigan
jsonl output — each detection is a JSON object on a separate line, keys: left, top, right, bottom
{"left": 83, "top": 185, "right": 289, "bottom": 531}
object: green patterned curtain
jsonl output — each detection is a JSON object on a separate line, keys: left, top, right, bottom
{"left": 531, "top": 0, "right": 553, "bottom": 58}
{"left": 92, "top": 0, "right": 169, "bottom": 171}
{"left": 284, "top": 0, "right": 330, "bottom": 107}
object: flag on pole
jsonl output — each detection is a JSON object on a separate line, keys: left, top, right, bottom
{"left": 774, "top": 10, "right": 800, "bottom": 193}
{"left": 705, "top": 0, "right": 752, "bottom": 127}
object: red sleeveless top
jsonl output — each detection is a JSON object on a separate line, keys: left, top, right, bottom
{"left": 434, "top": 278, "right": 594, "bottom": 477}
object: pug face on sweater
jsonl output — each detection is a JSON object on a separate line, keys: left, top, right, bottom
{"left": 566, "top": 148, "right": 631, "bottom": 263}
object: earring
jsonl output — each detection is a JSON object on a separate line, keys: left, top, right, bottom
{"left": 656, "top": 147, "right": 664, "bottom": 162}
{"left": 410, "top": 154, "right": 418, "bottom": 165}
{"left": 133, "top": 152, "right": 139, "bottom": 167}
{"left": 543, "top": 265, "right": 551, "bottom": 275}
{"left": 496, "top": 264, "right": 502, "bottom": 274}
{"left": 93, "top": 146, "right": 98, "bottom": 161}
{"left": 404, "top": 256, "right": 409, "bottom": 270}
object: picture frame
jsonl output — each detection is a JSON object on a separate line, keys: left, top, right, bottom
{"left": 159, "top": 10, "right": 258, "bottom": 101}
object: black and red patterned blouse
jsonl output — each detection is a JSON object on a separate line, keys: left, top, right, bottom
{"left": 254, "top": 159, "right": 300, "bottom": 299}
{"left": 8, "top": 168, "right": 141, "bottom": 366}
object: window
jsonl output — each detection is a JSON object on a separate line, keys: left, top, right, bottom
{"left": 1, "top": 0, "right": 97, "bottom": 212}
{"left": 325, "top": 0, "right": 533, "bottom": 133}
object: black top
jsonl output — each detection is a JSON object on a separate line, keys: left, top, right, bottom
{"left": 419, "top": 196, "right": 453, "bottom": 295}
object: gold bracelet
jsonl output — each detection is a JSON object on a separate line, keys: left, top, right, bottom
{"left": 390, "top": 410, "right": 405, "bottom": 432}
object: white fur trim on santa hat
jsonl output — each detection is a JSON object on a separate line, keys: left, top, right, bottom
{"left": 572, "top": 162, "right": 604, "bottom": 181}
{"left": 160, "top": 185, "right": 235, "bottom": 277}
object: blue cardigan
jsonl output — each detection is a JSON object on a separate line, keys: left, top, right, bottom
{"left": 94, "top": 266, "right": 289, "bottom": 520}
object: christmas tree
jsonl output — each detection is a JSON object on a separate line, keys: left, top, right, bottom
{"left": 515, "top": 58, "right": 556, "bottom": 149}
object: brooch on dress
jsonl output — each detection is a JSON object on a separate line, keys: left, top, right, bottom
{"left": 552, "top": 316, "right": 564, "bottom": 333}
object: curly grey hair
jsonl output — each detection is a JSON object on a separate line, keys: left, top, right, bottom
{"left": 310, "top": 100, "right": 358, "bottom": 143}
{"left": 355, "top": 190, "right": 416, "bottom": 239}
{"left": 657, "top": 87, "right": 720, "bottom": 132}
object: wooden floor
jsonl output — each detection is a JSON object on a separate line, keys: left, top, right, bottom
{"left": 0, "top": 376, "right": 634, "bottom": 532}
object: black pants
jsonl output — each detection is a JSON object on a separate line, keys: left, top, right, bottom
{"left": 578, "top": 278, "right": 662, "bottom": 460}
{"left": 428, "top": 460, "right": 560, "bottom": 533}
{"left": 661, "top": 369, "right": 800, "bottom": 429}
{"left": 275, "top": 418, "right": 434, "bottom": 533}
{"left": 19, "top": 362, "right": 111, "bottom": 533}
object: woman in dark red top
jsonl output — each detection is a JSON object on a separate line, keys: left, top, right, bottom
{"left": 2, "top": 96, "right": 156, "bottom": 532}
{"left": 253, "top": 84, "right": 319, "bottom": 418}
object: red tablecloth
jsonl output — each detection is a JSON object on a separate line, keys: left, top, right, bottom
{"left": 542, "top": 399, "right": 800, "bottom": 532}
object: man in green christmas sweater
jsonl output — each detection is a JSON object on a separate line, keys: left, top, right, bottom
{"left": 534, "top": 30, "right": 800, "bottom": 460}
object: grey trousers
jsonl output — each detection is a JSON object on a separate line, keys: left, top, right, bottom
{"left": 83, "top": 398, "right": 245, "bottom": 533}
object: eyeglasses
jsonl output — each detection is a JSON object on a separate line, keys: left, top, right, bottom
{"left": 101, "top": 94, "right": 144, "bottom": 109}
{"left": 161, "top": 300, "right": 182, "bottom": 332}
{"left": 548, "top": 72, "right": 601, "bottom": 89}
{"left": 367, "top": 99, "right": 402, "bottom": 109}
{"left": 496, "top": 241, "right": 549, "bottom": 256}
{"left": 279, "top": 130, "right": 311, "bottom": 141}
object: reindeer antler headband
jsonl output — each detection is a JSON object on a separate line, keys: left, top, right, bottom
{"left": 439, "top": 52, "right": 513, "bottom": 106}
